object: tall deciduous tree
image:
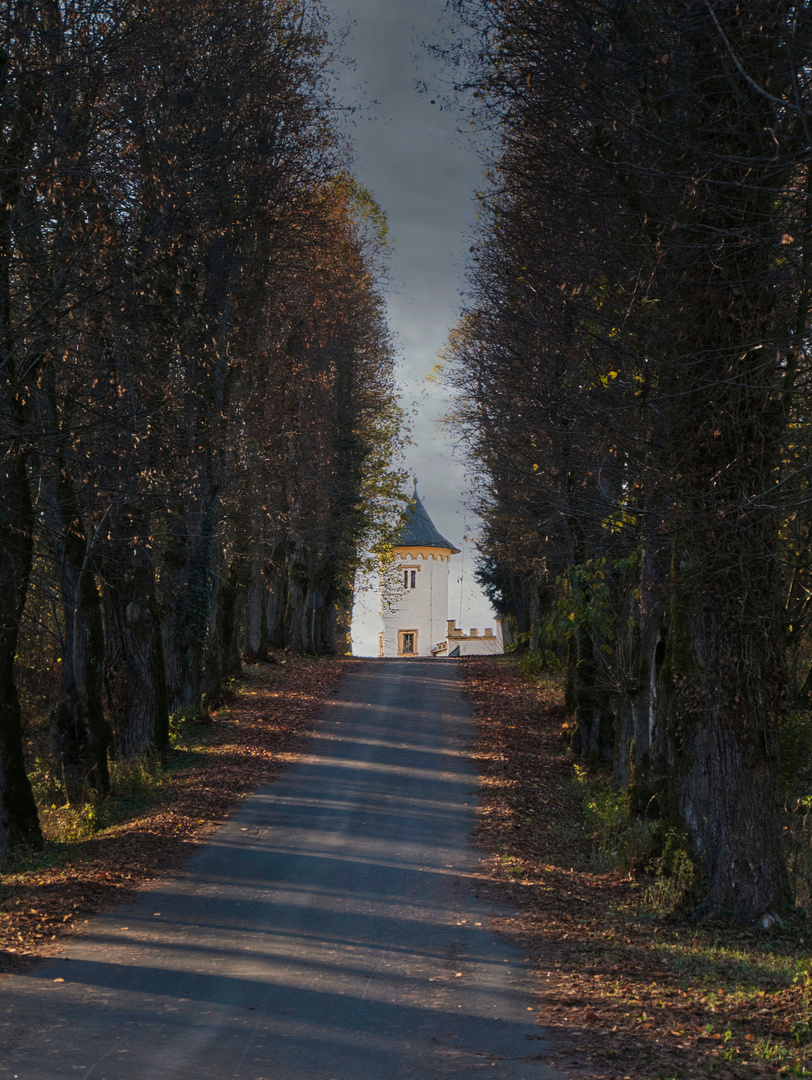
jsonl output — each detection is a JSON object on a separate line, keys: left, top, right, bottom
{"left": 1, "top": 0, "right": 405, "bottom": 856}
{"left": 444, "top": 0, "right": 812, "bottom": 919}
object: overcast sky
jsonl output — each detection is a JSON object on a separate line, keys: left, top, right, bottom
{"left": 327, "top": 1, "right": 496, "bottom": 655}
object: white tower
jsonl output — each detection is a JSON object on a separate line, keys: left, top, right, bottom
{"left": 380, "top": 484, "right": 460, "bottom": 657}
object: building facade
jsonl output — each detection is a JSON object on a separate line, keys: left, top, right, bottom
{"left": 379, "top": 486, "right": 460, "bottom": 658}
{"left": 433, "top": 618, "right": 504, "bottom": 657}
{"left": 379, "top": 485, "right": 504, "bottom": 658}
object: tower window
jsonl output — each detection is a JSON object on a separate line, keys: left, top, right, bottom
{"left": 403, "top": 569, "right": 417, "bottom": 589}
{"left": 402, "top": 632, "right": 415, "bottom": 654}
{"left": 398, "top": 629, "right": 418, "bottom": 655}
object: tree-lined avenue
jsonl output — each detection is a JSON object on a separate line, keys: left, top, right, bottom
{"left": 0, "top": 661, "right": 563, "bottom": 1080}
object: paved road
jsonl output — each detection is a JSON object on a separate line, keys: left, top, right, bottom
{"left": 0, "top": 660, "right": 564, "bottom": 1080}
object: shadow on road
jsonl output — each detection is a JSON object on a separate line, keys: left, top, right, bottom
{"left": 0, "top": 661, "right": 563, "bottom": 1080}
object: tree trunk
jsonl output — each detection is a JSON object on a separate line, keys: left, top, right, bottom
{"left": 202, "top": 548, "right": 224, "bottom": 702}
{"left": 618, "top": 533, "right": 670, "bottom": 810}
{"left": 48, "top": 525, "right": 111, "bottom": 799}
{"left": 668, "top": 591, "right": 789, "bottom": 917}
{"left": 527, "top": 583, "right": 540, "bottom": 654}
{"left": 0, "top": 135, "right": 42, "bottom": 850}
{"left": 569, "top": 621, "right": 614, "bottom": 762}
{"left": 286, "top": 555, "right": 309, "bottom": 653}
{"left": 103, "top": 531, "right": 169, "bottom": 760}
{"left": 244, "top": 550, "right": 269, "bottom": 661}
{"left": 161, "top": 497, "right": 214, "bottom": 713}
{"left": 0, "top": 440, "right": 42, "bottom": 854}
{"left": 34, "top": 449, "right": 113, "bottom": 803}
{"left": 211, "top": 555, "right": 248, "bottom": 685}
{"left": 265, "top": 563, "right": 288, "bottom": 649}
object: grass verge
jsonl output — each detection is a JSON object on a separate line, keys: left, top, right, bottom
{"left": 461, "top": 656, "right": 812, "bottom": 1080}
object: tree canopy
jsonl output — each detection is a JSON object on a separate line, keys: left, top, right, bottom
{"left": 0, "top": 0, "right": 405, "bottom": 856}
{"left": 442, "top": 0, "right": 812, "bottom": 921}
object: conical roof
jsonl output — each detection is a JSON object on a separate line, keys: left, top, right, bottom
{"left": 395, "top": 483, "right": 460, "bottom": 553}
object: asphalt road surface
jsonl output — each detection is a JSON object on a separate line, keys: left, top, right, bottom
{"left": 0, "top": 660, "right": 565, "bottom": 1080}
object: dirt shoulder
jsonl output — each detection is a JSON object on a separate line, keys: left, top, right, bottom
{"left": 0, "top": 655, "right": 351, "bottom": 973}
{"left": 460, "top": 656, "right": 811, "bottom": 1080}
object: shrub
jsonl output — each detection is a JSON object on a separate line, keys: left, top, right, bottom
{"left": 780, "top": 710, "right": 812, "bottom": 909}
{"left": 573, "top": 764, "right": 698, "bottom": 910}
{"left": 644, "top": 825, "right": 699, "bottom": 913}
{"left": 573, "top": 764, "right": 656, "bottom": 872}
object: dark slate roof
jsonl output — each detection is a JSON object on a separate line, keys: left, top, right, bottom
{"left": 396, "top": 485, "right": 461, "bottom": 553}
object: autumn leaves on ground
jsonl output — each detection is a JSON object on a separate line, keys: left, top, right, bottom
{"left": 2, "top": 656, "right": 809, "bottom": 1080}
{"left": 464, "top": 659, "right": 812, "bottom": 1080}
{"left": 0, "top": 656, "right": 347, "bottom": 970}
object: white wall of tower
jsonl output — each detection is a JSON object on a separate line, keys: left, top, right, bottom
{"left": 381, "top": 548, "right": 451, "bottom": 657}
